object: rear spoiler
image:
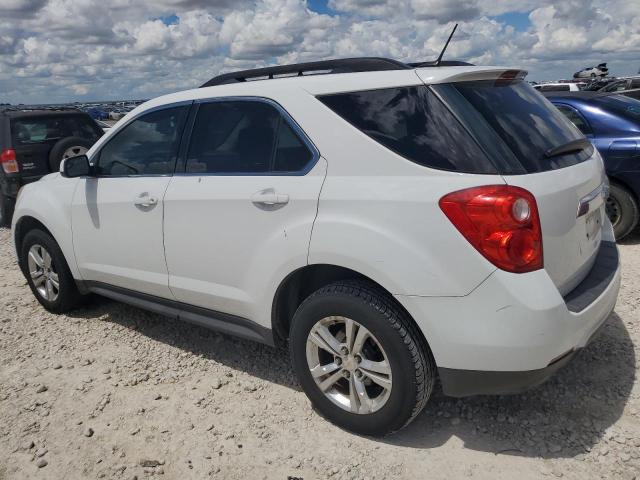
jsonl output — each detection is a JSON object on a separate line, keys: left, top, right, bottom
{"left": 417, "top": 68, "right": 528, "bottom": 84}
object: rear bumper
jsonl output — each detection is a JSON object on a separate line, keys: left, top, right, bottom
{"left": 395, "top": 239, "right": 620, "bottom": 397}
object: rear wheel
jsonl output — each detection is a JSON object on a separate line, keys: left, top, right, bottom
{"left": 606, "top": 182, "right": 639, "bottom": 240}
{"left": 21, "top": 229, "right": 84, "bottom": 313}
{"left": 290, "top": 280, "right": 435, "bottom": 435}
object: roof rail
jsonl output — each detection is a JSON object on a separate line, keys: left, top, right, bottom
{"left": 200, "top": 57, "right": 410, "bottom": 87}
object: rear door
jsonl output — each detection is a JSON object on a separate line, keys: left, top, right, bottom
{"left": 429, "top": 75, "right": 607, "bottom": 295}
{"left": 163, "top": 98, "right": 325, "bottom": 322}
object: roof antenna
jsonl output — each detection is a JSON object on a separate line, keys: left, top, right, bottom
{"left": 435, "top": 23, "right": 458, "bottom": 67}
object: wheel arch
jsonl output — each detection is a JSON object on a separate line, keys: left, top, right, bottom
{"left": 271, "top": 263, "right": 430, "bottom": 351}
{"left": 14, "top": 216, "right": 56, "bottom": 276}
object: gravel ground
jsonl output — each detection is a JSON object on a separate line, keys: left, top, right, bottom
{"left": 0, "top": 226, "right": 638, "bottom": 480}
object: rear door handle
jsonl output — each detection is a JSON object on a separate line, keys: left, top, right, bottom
{"left": 251, "top": 189, "right": 289, "bottom": 206}
{"left": 134, "top": 193, "right": 158, "bottom": 208}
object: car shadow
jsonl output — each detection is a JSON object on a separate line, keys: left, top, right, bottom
{"left": 68, "top": 299, "right": 634, "bottom": 459}
{"left": 381, "top": 312, "right": 635, "bottom": 459}
{"left": 618, "top": 226, "right": 640, "bottom": 245}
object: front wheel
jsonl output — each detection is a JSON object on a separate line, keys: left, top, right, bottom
{"left": 289, "top": 281, "right": 435, "bottom": 435}
{"left": 20, "top": 229, "right": 84, "bottom": 313}
{"left": 606, "top": 182, "right": 639, "bottom": 240}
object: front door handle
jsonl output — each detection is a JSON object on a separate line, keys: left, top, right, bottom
{"left": 134, "top": 193, "right": 158, "bottom": 208}
{"left": 251, "top": 189, "right": 289, "bottom": 206}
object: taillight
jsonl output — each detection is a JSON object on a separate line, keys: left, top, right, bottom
{"left": 0, "top": 149, "right": 19, "bottom": 174}
{"left": 439, "top": 185, "right": 543, "bottom": 273}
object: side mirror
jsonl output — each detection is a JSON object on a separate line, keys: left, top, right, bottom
{"left": 60, "top": 155, "right": 92, "bottom": 178}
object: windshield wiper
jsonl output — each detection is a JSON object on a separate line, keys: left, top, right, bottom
{"left": 544, "top": 138, "right": 591, "bottom": 158}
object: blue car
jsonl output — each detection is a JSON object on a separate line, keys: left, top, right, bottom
{"left": 544, "top": 92, "right": 640, "bottom": 239}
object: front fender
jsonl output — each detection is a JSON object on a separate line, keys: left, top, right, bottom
{"left": 12, "top": 175, "right": 81, "bottom": 279}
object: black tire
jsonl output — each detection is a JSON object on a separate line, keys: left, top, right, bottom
{"left": 0, "top": 194, "right": 14, "bottom": 227}
{"left": 289, "top": 280, "right": 435, "bottom": 436}
{"left": 606, "top": 182, "right": 639, "bottom": 240}
{"left": 48, "top": 137, "right": 93, "bottom": 173}
{"left": 20, "top": 229, "right": 84, "bottom": 313}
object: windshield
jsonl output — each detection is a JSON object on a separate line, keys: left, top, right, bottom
{"left": 433, "top": 80, "right": 593, "bottom": 174}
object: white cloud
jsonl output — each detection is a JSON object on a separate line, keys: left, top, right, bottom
{"left": 0, "top": 0, "right": 639, "bottom": 104}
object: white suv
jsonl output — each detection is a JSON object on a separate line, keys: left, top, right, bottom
{"left": 12, "top": 58, "right": 621, "bottom": 435}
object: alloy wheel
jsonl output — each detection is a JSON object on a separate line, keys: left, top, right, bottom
{"left": 27, "top": 244, "right": 60, "bottom": 302}
{"left": 305, "top": 316, "right": 392, "bottom": 414}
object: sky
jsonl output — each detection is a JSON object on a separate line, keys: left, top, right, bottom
{"left": 1, "top": 0, "right": 639, "bottom": 104}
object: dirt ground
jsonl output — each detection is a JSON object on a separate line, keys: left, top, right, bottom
{"left": 0, "top": 226, "right": 638, "bottom": 480}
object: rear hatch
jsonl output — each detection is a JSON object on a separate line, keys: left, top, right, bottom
{"left": 10, "top": 113, "right": 102, "bottom": 177}
{"left": 425, "top": 70, "right": 606, "bottom": 295}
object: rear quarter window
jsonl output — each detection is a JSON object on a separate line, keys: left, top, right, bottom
{"left": 317, "top": 86, "right": 497, "bottom": 174}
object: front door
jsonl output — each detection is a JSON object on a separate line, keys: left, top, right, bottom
{"left": 163, "top": 99, "right": 325, "bottom": 324}
{"left": 71, "top": 105, "right": 189, "bottom": 298}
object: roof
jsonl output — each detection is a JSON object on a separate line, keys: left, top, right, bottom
{"left": 200, "top": 57, "right": 474, "bottom": 87}
{"left": 124, "top": 65, "right": 524, "bottom": 120}
{"left": 0, "top": 106, "right": 84, "bottom": 117}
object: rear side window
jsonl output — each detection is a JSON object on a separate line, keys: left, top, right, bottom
{"left": 317, "top": 86, "right": 497, "bottom": 174}
{"left": 434, "top": 80, "right": 593, "bottom": 173}
{"left": 11, "top": 115, "right": 102, "bottom": 145}
{"left": 186, "top": 101, "right": 313, "bottom": 174}
{"left": 96, "top": 106, "right": 187, "bottom": 176}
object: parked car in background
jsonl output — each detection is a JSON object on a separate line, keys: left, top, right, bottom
{"left": 544, "top": 92, "right": 640, "bottom": 239}
{"left": 11, "top": 58, "right": 619, "bottom": 435}
{"left": 95, "top": 119, "right": 112, "bottom": 132}
{"left": 574, "top": 63, "right": 609, "bottom": 79}
{"left": 534, "top": 83, "right": 582, "bottom": 92}
{"left": 0, "top": 106, "right": 103, "bottom": 226}
{"left": 598, "top": 77, "right": 640, "bottom": 101}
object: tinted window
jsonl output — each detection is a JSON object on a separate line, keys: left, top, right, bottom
{"left": 434, "top": 80, "right": 592, "bottom": 173}
{"left": 273, "top": 121, "right": 313, "bottom": 172}
{"left": 186, "top": 101, "right": 313, "bottom": 174}
{"left": 631, "top": 79, "right": 640, "bottom": 89}
{"left": 11, "top": 115, "right": 102, "bottom": 145}
{"left": 318, "top": 86, "right": 496, "bottom": 173}
{"left": 555, "top": 104, "right": 593, "bottom": 135}
{"left": 96, "top": 106, "right": 187, "bottom": 176}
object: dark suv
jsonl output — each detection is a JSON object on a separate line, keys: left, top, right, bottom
{"left": 0, "top": 107, "right": 103, "bottom": 225}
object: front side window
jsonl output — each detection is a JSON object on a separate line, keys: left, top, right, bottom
{"left": 96, "top": 106, "right": 187, "bottom": 176}
{"left": 185, "top": 100, "right": 313, "bottom": 174}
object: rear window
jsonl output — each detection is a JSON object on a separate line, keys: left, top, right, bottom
{"left": 317, "top": 86, "right": 497, "bottom": 174}
{"left": 10, "top": 115, "right": 102, "bottom": 145}
{"left": 434, "top": 80, "right": 593, "bottom": 174}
